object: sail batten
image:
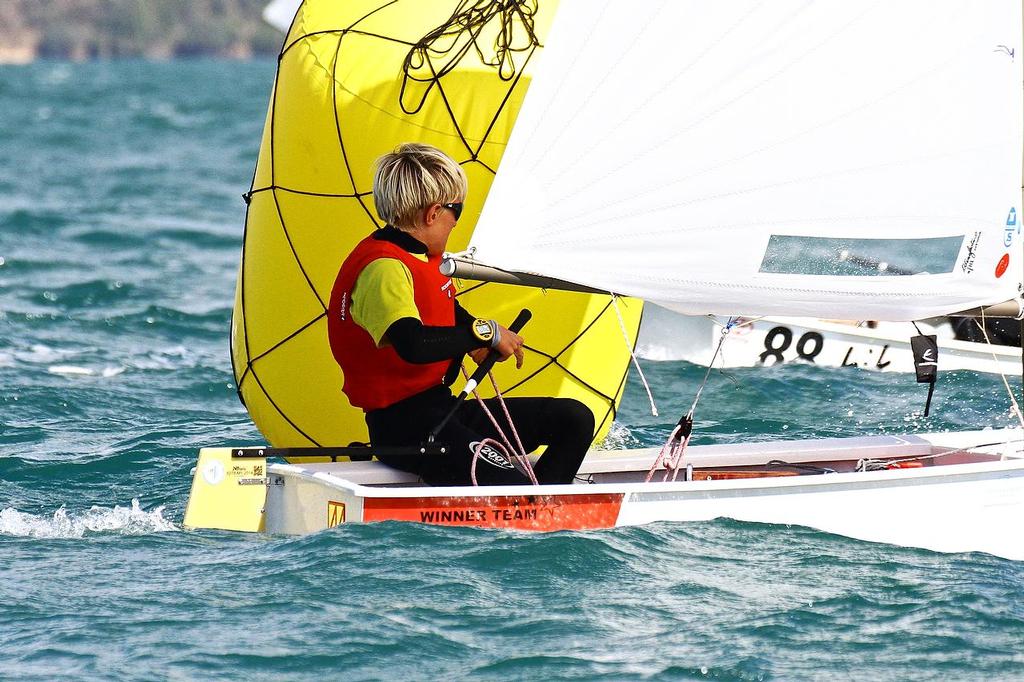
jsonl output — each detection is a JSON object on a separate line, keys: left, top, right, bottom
{"left": 468, "top": 0, "right": 1024, "bottom": 321}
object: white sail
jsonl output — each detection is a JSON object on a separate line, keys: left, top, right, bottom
{"left": 468, "top": 1, "right": 1024, "bottom": 320}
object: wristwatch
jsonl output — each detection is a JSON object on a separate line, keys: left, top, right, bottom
{"left": 471, "top": 319, "right": 501, "bottom": 348}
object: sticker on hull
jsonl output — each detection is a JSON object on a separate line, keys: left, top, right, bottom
{"left": 327, "top": 501, "right": 346, "bottom": 528}
{"left": 363, "top": 493, "right": 623, "bottom": 531}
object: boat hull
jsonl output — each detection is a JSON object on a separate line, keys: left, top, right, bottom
{"left": 637, "top": 307, "right": 1022, "bottom": 374}
{"left": 186, "top": 429, "right": 1024, "bottom": 560}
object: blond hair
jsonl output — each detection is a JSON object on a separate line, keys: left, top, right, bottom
{"left": 373, "top": 143, "right": 468, "bottom": 228}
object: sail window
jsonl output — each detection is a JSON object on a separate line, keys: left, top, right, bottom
{"left": 758, "top": 235, "right": 965, "bottom": 277}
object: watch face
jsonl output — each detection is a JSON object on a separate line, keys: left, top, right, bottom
{"left": 473, "top": 319, "right": 493, "bottom": 342}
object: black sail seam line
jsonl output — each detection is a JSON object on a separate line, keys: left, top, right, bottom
{"left": 282, "top": 26, "right": 414, "bottom": 58}
{"left": 233, "top": 196, "right": 253, "bottom": 406}
{"left": 501, "top": 346, "right": 617, "bottom": 408}
{"left": 332, "top": 30, "right": 360, "bottom": 218}
{"left": 279, "top": 3, "right": 408, "bottom": 108}
{"left": 598, "top": 340, "right": 634, "bottom": 433}
{"left": 472, "top": 44, "right": 536, "bottom": 159}
{"left": 327, "top": 4, "right": 414, "bottom": 228}
{"left": 248, "top": 186, "right": 371, "bottom": 200}
{"left": 277, "top": 1, "right": 301, "bottom": 57}
{"left": 602, "top": 297, "right": 644, "bottom": 432}
{"left": 246, "top": 6, "right": 627, "bottom": 447}
{"left": 237, "top": 364, "right": 251, "bottom": 392}
{"left": 499, "top": 349, "right": 618, "bottom": 439}
{"left": 272, "top": 188, "right": 328, "bottom": 311}
{"left": 593, "top": 346, "right": 636, "bottom": 442}
{"left": 248, "top": 312, "right": 328, "bottom": 365}
{"left": 531, "top": 353, "right": 617, "bottom": 406}
{"left": 541, "top": 297, "right": 617, "bottom": 360}
{"left": 237, "top": 38, "right": 287, "bottom": 406}
{"left": 611, "top": 300, "right": 646, "bottom": 430}
{"left": 467, "top": 157, "right": 498, "bottom": 175}
{"left": 557, "top": 358, "right": 617, "bottom": 406}
{"left": 596, "top": 399, "right": 615, "bottom": 441}
{"left": 499, "top": 348, "right": 558, "bottom": 392}
{"left": 593, "top": 301, "right": 645, "bottom": 441}
{"left": 344, "top": 0, "right": 403, "bottom": 37}
{"left": 454, "top": 281, "right": 488, "bottom": 297}
{"left": 330, "top": 29, "right": 381, "bottom": 229}
{"left": 431, "top": 58, "right": 473, "bottom": 158}
{"left": 250, "top": 368, "right": 321, "bottom": 447}
{"left": 492, "top": 299, "right": 619, "bottom": 397}
{"left": 497, "top": 298, "right": 627, "bottom": 416}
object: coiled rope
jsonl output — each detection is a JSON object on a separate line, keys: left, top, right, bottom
{"left": 401, "top": 0, "right": 541, "bottom": 115}
{"left": 459, "top": 364, "right": 539, "bottom": 485}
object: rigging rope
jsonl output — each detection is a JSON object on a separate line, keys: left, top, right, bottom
{"left": 857, "top": 439, "right": 1024, "bottom": 471}
{"left": 460, "top": 364, "right": 539, "bottom": 485}
{"left": 974, "top": 310, "right": 1024, "bottom": 435}
{"left": 611, "top": 295, "right": 657, "bottom": 417}
{"left": 645, "top": 316, "right": 746, "bottom": 482}
{"left": 400, "top": 0, "right": 541, "bottom": 114}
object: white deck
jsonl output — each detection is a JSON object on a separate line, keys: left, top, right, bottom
{"left": 259, "top": 429, "right": 1024, "bottom": 560}
{"left": 279, "top": 430, "right": 1013, "bottom": 487}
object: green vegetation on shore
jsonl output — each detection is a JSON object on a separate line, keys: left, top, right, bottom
{"left": 0, "top": 0, "right": 283, "bottom": 63}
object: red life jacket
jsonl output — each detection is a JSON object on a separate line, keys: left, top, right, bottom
{"left": 327, "top": 234, "right": 455, "bottom": 411}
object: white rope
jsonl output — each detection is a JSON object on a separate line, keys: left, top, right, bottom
{"left": 685, "top": 317, "right": 740, "bottom": 415}
{"left": 611, "top": 294, "right": 658, "bottom": 416}
{"left": 645, "top": 316, "right": 743, "bottom": 482}
{"left": 459, "top": 363, "right": 538, "bottom": 485}
{"left": 974, "top": 312, "right": 1024, "bottom": 441}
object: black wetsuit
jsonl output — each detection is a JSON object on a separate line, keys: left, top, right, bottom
{"left": 950, "top": 316, "right": 1022, "bottom": 347}
{"left": 362, "top": 226, "right": 595, "bottom": 486}
{"left": 367, "top": 386, "right": 594, "bottom": 486}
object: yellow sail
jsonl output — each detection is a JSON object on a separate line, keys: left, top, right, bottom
{"left": 232, "top": 0, "right": 643, "bottom": 448}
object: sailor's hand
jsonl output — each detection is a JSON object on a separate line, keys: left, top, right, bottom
{"left": 468, "top": 347, "right": 489, "bottom": 365}
{"left": 494, "top": 325, "right": 525, "bottom": 369}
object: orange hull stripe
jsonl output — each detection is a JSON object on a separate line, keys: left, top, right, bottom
{"left": 362, "top": 493, "right": 623, "bottom": 531}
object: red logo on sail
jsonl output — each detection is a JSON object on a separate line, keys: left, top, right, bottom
{"left": 995, "top": 254, "right": 1010, "bottom": 278}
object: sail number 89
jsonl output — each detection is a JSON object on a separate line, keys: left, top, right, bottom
{"left": 759, "top": 326, "right": 824, "bottom": 364}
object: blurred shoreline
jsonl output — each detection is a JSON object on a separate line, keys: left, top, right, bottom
{"left": 0, "top": 0, "right": 281, "bottom": 64}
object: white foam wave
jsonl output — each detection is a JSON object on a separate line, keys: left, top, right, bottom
{"left": 22, "top": 344, "right": 77, "bottom": 363}
{"left": 128, "top": 345, "right": 201, "bottom": 371}
{"left": 48, "top": 364, "right": 93, "bottom": 376}
{"left": 598, "top": 422, "right": 641, "bottom": 450}
{"left": 47, "top": 364, "right": 125, "bottom": 378}
{"left": 634, "top": 342, "right": 690, "bottom": 362}
{"left": 0, "top": 499, "right": 177, "bottom": 538}
{"left": 149, "top": 101, "right": 209, "bottom": 129}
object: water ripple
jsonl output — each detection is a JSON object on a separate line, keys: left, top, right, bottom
{"left": 3, "top": 59, "right": 1023, "bottom": 681}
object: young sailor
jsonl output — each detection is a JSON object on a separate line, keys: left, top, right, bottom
{"left": 327, "top": 143, "right": 594, "bottom": 486}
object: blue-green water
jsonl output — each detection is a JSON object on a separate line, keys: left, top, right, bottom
{"left": 2, "top": 61, "right": 1024, "bottom": 681}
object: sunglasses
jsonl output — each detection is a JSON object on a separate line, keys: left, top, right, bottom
{"left": 442, "top": 202, "right": 464, "bottom": 221}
